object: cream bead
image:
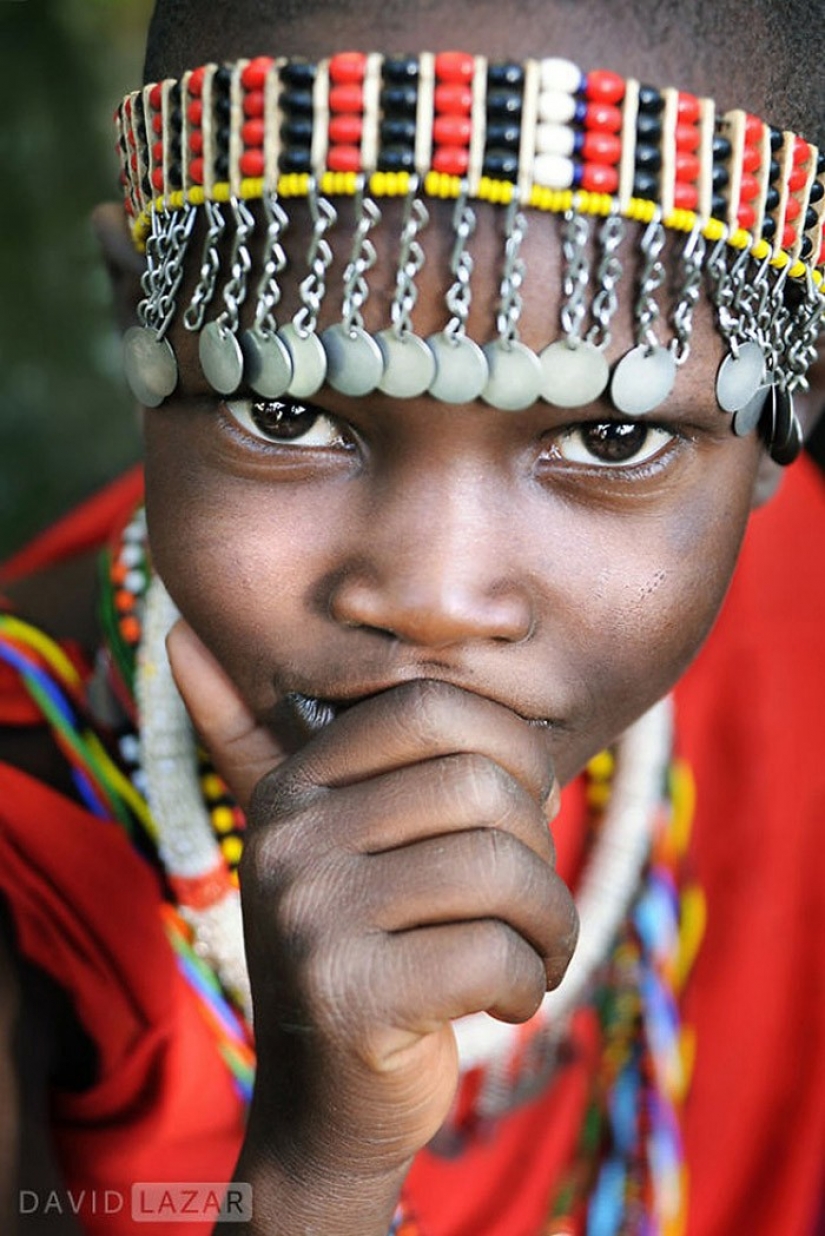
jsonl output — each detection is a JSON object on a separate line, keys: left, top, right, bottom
{"left": 539, "top": 56, "right": 583, "bottom": 94}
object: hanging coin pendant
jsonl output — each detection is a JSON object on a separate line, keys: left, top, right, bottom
{"left": 481, "top": 340, "right": 543, "bottom": 411}
{"left": 610, "top": 345, "right": 677, "bottom": 416}
{"left": 241, "top": 326, "right": 293, "bottom": 399}
{"left": 321, "top": 323, "right": 384, "bottom": 397}
{"left": 769, "top": 386, "right": 799, "bottom": 465}
{"left": 426, "top": 332, "right": 489, "bottom": 404}
{"left": 539, "top": 339, "right": 610, "bottom": 408}
{"left": 772, "top": 405, "right": 802, "bottom": 466}
{"left": 278, "top": 323, "right": 328, "bottom": 398}
{"left": 199, "top": 322, "right": 244, "bottom": 395}
{"left": 375, "top": 330, "right": 436, "bottom": 398}
{"left": 731, "top": 385, "right": 770, "bottom": 437}
{"left": 716, "top": 341, "right": 766, "bottom": 413}
{"left": 123, "top": 326, "right": 178, "bottom": 408}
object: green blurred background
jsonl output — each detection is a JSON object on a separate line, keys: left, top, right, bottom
{"left": 0, "top": 0, "right": 152, "bottom": 559}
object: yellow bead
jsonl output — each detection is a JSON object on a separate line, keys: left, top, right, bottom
{"left": 789, "top": 259, "right": 807, "bottom": 280}
{"left": 728, "top": 227, "right": 750, "bottom": 250}
{"left": 221, "top": 835, "right": 244, "bottom": 866}
{"left": 702, "top": 217, "right": 725, "bottom": 242}
{"left": 750, "top": 238, "right": 772, "bottom": 261}
{"left": 240, "top": 177, "right": 264, "bottom": 201}
{"left": 211, "top": 805, "right": 236, "bottom": 834}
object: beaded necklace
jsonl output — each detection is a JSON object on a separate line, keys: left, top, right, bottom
{"left": 0, "top": 503, "right": 706, "bottom": 1234}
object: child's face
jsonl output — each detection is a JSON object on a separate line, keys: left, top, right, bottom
{"left": 144, "top": 202, "right": 765, "bottom": 786}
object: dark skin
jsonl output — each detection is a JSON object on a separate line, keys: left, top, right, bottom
{"left": 1, "top": 1, "right": 819, "bottom": 1231}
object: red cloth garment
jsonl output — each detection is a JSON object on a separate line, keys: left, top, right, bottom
{"left": 1, "top": 460, "right": 824, "bottom": 1235}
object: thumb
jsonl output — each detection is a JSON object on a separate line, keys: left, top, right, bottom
{"left": 166, "top": 619, "right": 286, "bottom": 810}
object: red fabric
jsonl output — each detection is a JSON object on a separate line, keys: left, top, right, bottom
{"left": 0, "top": 461, "right": 824, "bottom": 1234}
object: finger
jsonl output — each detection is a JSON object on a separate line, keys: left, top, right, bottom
{"left": 166, "top": 619, "right": 286, "bottom": 809}
{"left": 265, "top": 679, "right": 557, "bottom": 810}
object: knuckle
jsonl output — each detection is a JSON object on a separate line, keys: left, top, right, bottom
{"left": 398, "top": 677, "right": 457, "bottom": 741}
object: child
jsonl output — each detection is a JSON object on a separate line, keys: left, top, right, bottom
{"left": 1, "top": 0, "right": 824, "bottom": 1232}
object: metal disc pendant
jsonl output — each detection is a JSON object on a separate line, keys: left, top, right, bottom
{"left": 278, "top": 323, "right": 328, "bottom": 398}
{"left": 426, "top": 332, "right": 489, "bottom": 404}
{"left": 123, "top": 326, "right": 178, "bottom": 408}
{"left": 481, "top": 340, "right": 543, "bottom": 410}
{"left": 716, "top": 341, "right": 766, "bottom": 413}
{"left": 610, "top": 345, "right": 676, "bottom": 416}
{"left": 731, "top": 385, "right": 770, "bottom": 437}
{"left": 240, "top": 326, "right": 293, "bottom": 398}
{"left": 769, "top": 385, "right": 801, "bottom": 465}
{"left": 375, "top": 330, "right": 436, "bottom": 398}
{"left": 539, "top": 339, "right": 610, "bottom": 408}
{"left": 199, "top": 321, "right": 244, "bottom": 395}
{"left": 321, "top": 323, "right": 384, "bottom": 397}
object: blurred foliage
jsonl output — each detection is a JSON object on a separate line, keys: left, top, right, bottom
{"left": 0, "top": 0, "right": 153, "bottom": 558}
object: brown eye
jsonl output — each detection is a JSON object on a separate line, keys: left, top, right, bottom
{"left": 556, "top": 420, "right": 674, "bottom": 468}
{"left": 224, "top": 398, "right": 348, "bottom": 447}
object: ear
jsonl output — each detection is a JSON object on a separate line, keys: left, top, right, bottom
{"left": 91, "top": 202, "right": 145, "bottom": 334}
{"left": 751, "top": 343, "right": 825, "bottom": 508}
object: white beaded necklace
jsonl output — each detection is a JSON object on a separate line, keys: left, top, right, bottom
{"left": 136, "top": 574, "right": 671, "bottom": 1093}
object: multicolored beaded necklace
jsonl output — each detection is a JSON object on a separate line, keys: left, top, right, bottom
{"left": 0, "top": 501, "right": 706, "bottom": 1235}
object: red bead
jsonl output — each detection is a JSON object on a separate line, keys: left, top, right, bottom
{"left": 433, "top": 114, "right": 472, "bottom": 146}
{"left": 188, "top": 66, "right": 206, "bottom": 97}
{"left": 189, "top": 157, "right": 204, "bottom": 184}
{"left": 151, "top": 167, "right": 164, "bottom": 191}
{"left": 434, "top": 83, "right": 472, "bottom": 114}
{"left": 784, "top": 195, "right": 802, "bottom": 223}
{"left": 675, "top": 122, "right": 700, "bottom": 153}
{"left": 125, "top": 200, "right": 135, "bottom": 217}
{"left": 242, "top": 118, "right": 265, "bottom": 147}
{"left": 675, "top": 151, "right": 700, "bottom": 182}
{"left": 788, "top": 165, "right": 808, "bottom": 192}
{"left": 126, "top": 127, "right": 136, "bottom": 148}
{"left": 677, "top": 92, "right": 701, "bottom": 124}
{"left": 189, "top": 131, "right": 203, "bottom": 154}
{"left": 329, "top": 52, "right": 367, "bottom": 84}
{"left": 583, "top": 69, "right": 625, "bottom": 105}
{"left": 188, "top": 99, "right": 203, "bottom": 127}
{"left": 327, "top": 145, "right": 362, "bottom": 172}
{"left": 129, "top": 152, "right": 138, "bottom": 172}
{"left": 244, "top": 90, "right": 265, "bottom": 118}
{"left": 329, "top": 83, "right": 363, "bottom": 113}
{"left": 434, "top": 51, "right": 474, "bottom": 84}
{"left": 741, "top": 144, "right": 762, "bottom": 173}
{"left": 793, "top": 135, "right": 810, "bottom": 165}
{"left": 581, "top": 131, "right": 621, "bottom": 164}
{"left": 737, "top": 203, "right": 756, "bottom": 230}
{"left": 583, "top": 102, "right": 622, "bottom": 133}
{"left": 151, "top": 140, "right": 164, "bottom": 164}
{"left": 739, "top": 172, "right": 760, "bottom": 202}
{"left": 782, "top": 222, "right": 797, "bottom": 248}
{"left": 124, "top": 96, "right": 132, "bottom": 117}
{"left": 673, "top": 181, "right": 699, "bottom": 210}
{"left": 329, "top": 114, "right": 362, "bottom": 143}
{"left": 152, "top": 113, "right": 163, "bottom": 135}
{"left": 432, "top": 145, "right": 470, "bottom": 175}
{"left": 580, "top": 162, "right": 619, "bottom": 193}
{"left": 240, "top": 149, "right": 265, "bottom": 177}
{"left": 241, "top": 56, "right": 274, "bottom": 90}
{"left": 818, "top": 240, "right": 825, "bottom": 266}
{"left": 149, "top": 83, "right": 163, "bottom": 110}
{"left": 743, "top": 113, "right": 763, "bottom": 144}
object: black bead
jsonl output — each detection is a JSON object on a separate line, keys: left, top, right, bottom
{"left": 804, "top": 205, "right": 819, "bottom": 231}
{"left": 637, "top": 84, "right": 664, "bottom": 113}
{"left": 281, "top": 60, "right": 316, "bottom": 87}
{"left": 380, "top": 84, "right": 418, "bottom": 114}
{"left": 214, "top": 65, "right": 232, "bottom": 91}
{"left": 215, "top": 94, "right": 231, "bottom": 121}
{"left": 169, "top": 82, "right": 182, "bottom": 106}
{"left": 809, "top": 179, "right": 824, "bottom": 203}
{"left": 636, "top": 111, "right": 662, "bottom": 142}
{"left": 711, "top": 164, "right": 729, "bottom": 190}
{"left": 711, "top": 193, "right": 728, "bottom": 219}
{"left": 817, "top": 152, "right": 825, "bottom": 175}
{"left": 487, "top": 61, "right": 524, "bottom": 88}
{"left": 280, "top": 88, "right": 314, "bottom": 115}
{"left": 712, "top": 134, "right": 732, "bottom": 161}
{"left": 485, "top": 120, "right": 521, "bottom": 149}
{"left": 215, "top": 123, "right": 231, "bottom": 153}
{"left": 170, "top": 106, "right": 182, "bottom": 131}
{"left": 380, "top": 117, "right": 417, "bottom": 145}
{"left": 376, "top": 146, "right": 416, "bottom": 172}
{"left": 481, "top": 149, "right": 519, "bottom": 180}
{"left": 761, "top": 214, "right": 777, "bottom": 239}
{"left": 281, "top": 117, "right": 314, "bottom": 145}
{"left": 633, "top": 169, "right": 659, "bottom": 199}
{"left": 634, "top": 143, "right": 662, "bottom": 172}
{"left": 214, "top": 153, "right": 229, "bottom": 179}
{"left": 769, "top": 126, "right": 783, "bottom": 151}
{"left": 167, "top": 160, "right": 182, "bottom": 188}
{"left": 769, "top": 159, "right": 780, "bottom": 182}
{"left": 278, "top": 146, "right": 312, "bottom": 173}
{"left": 486, "top": 88, "right": 522, "bottom": 118}
{"left": 383, "top": 56, "right": 419, "bottom": 82}
{"left": 800, "top": 235, "right": 814, "bottom": 258}
{"left": 764, "top": 185, "right": 781, "bottom": 212}
{"left": 142, "top": 175, "right": 152, "bottom": 197}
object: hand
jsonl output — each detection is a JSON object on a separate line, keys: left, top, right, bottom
{"left": 167, "top": 622, "right": 578, "bottom": 1219}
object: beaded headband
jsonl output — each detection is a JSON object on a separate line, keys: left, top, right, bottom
{"left": 117, "top": 51, "right": 825, "bottom": 463}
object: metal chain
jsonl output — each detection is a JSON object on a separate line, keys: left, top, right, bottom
{"left": 634, "top": 218, "right": 666, "bottom": 352}
{"left": 390, "top": 182, "right": 428, "bottom": 339}
{"left": 183, "top": 200, "right": 227, "bottom": 332}
{"left": 586, "top": 213, "right": 624, "bottom": 350}
{"left": 669, "top": 226, "right": 706, "bottom": 366}
{"left": 153, "top": 205, "right": 197, "bottom": 339}
{"left": 215, "top": 198, "right": 256, "bottom": 336}
{"left": 341, "top": 185, "right": 381, "bottom": 334}
{"left": 784, "top": 270, "right": 825, "bottom": 393}
{"left": 293, "top": 181, "right": 337, "bottom": 338}
{"left": 137, "top": 207, "right": 173, "bottom": 331}
{"left": 253, "top": 194, "right": 290, "bottom": 334}
{"left": 559, "top": 210, "right": 590, "bottom": 343}
{"left": 705, "top": 240, "right": 751, "bottom": 357}
{"left": 495, "top": 200, "right": 528, "bottom": 347}
{"left": 444, "top": 193, "right": 477, "bottom": 340}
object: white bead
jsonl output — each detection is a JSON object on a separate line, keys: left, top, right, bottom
{"left": 533, "top": 152, "right": 575, "bottom": 189}
{"left": 125, "top": 569, "right": 145, "bottom": 593}
{"left": 537, "top": 90, "right": 577, "bottom": 124}
{"left": 535, "top": 122, "right": 576, "bottom": 156}
{"left": 539, "top": 57, "right": 582, "bottom": 94}
{"left": 120, "top": 543, "right": 143, "bottom": 567}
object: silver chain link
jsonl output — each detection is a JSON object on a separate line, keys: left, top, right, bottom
{"left": 253, "top": 194, "right": 290, "bottom": 334}
{"left": 390, "top": 181, "right": 429, "bottom": 339}
{"left": 293, "top": 180, "right": 337, "bottom": 338}
{"left": 495, "top": 200, "right": 528, "bottom": 347}
{"left": 183, "top": 200, "right": 227, "bottom": 332}
{"left": 669, "top": 226, "right": 706, "bottom": 366}
{"left": 445, "top": 193, "right": 477, "bottom": 340}
{"left": 559, "top": 211, "right": 590, "bottom": 343}
{"left": 586, "top": 213, "right": 624, "bottom": 350}
{"left": 214, "top": 198, "right": 255, "bottom": 336}
{"left": 341, "top": 185, "right": 381, "bottom": 334}
{"left": 635, "top": 218, "right": 666, "bottom": 352}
